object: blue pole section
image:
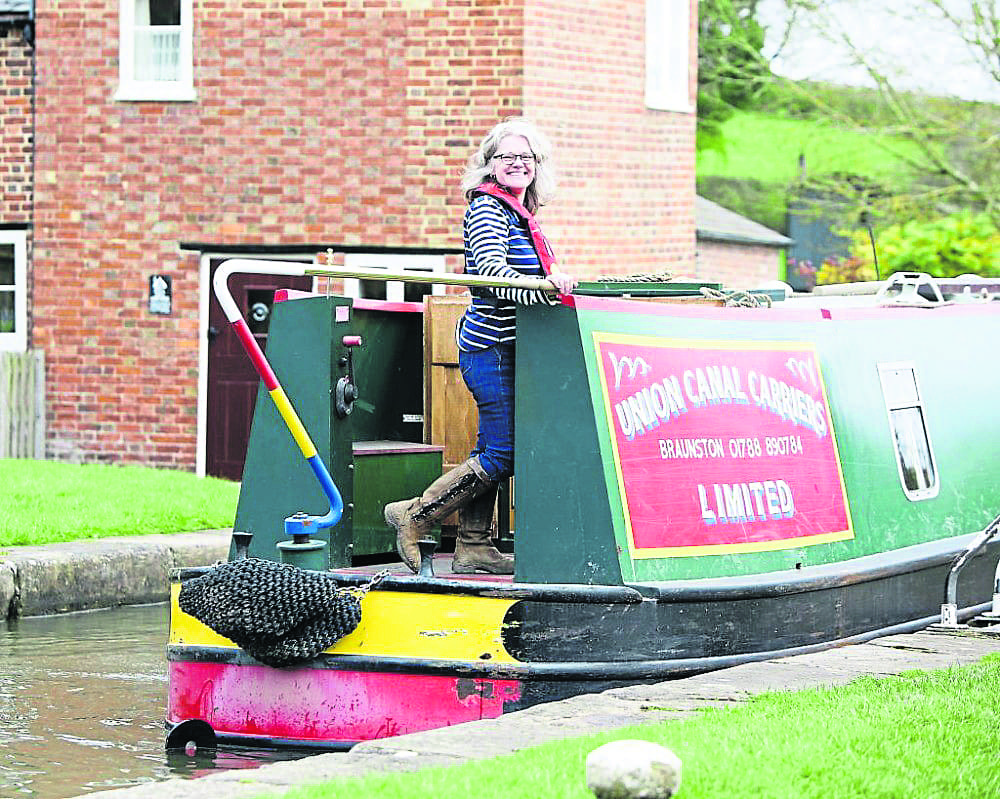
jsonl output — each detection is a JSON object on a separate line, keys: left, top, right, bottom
{"left": 307, "top": 454, "right": 344, "bottom": 529}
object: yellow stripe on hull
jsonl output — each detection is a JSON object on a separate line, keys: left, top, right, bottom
{"left": 169, "top": 582, "right": 519, "bottom": 664}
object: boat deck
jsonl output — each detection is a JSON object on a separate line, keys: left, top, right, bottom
{"left": 338, "top": 554, "right": 514, "bottom": 584}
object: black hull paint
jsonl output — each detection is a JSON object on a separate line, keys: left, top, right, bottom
{"left": 504, "top": 540, "right": 1000, "bottom": 663}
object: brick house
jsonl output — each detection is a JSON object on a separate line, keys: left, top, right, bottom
{"left": 7, "top": 1, "right": 782, "bottom": 478}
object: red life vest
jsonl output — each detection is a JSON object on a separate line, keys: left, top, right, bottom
{"left": 471, "top": 182, "right": 556, "bottom": 275}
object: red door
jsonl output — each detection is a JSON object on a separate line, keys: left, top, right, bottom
{"left": 206, "top": 259, "right": 313, "bottom": 480}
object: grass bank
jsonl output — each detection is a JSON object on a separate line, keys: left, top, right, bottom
{"left": 697, "top": 110, "right": 922, "bottom": 184}
{"left": 274, "top": 655, "right": 1000, "bottom": 799}
{"left": 0, "top": 459, "right": 239, "bottom": 547}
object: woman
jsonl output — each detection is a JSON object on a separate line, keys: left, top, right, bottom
{"left": 384, "top": 117, "right": 577, "bottom": 575}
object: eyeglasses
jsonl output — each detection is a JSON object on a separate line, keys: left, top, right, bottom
{"left": 492, "top": 153, "right": 538, "bottom": 165}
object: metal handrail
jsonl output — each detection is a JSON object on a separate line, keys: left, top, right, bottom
{"left": 212, "top": 258, "right": 558, "bottom": 320}
{"left": 306, "top": 263, "right": 558, "bottom": 292}
{"left": 875, "top": 271, "right": 945, "bottom": 305}
{"left": 210, "top": 257, "right": 558, "bottom": 536}
{"left": 939, "top": 512, "right": 1000, "bottom": 626}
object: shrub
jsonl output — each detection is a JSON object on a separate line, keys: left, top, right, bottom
{"left": 816, "top": 255, "right": 877, "bottom": 285}
{"left": 849, "top": 212, "right": 1000, "bottom": 278}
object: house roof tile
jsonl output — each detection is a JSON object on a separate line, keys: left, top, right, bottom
{"left": 695, "top": 195, "right": 793, "bottom": 248}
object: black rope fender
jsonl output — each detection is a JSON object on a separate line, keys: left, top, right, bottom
{"left": 178, "top": 558, "right": 388, "bottom": 668}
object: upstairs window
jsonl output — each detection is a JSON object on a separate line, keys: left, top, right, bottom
{"left": 645, "top": 0, "right": 693, "bottom": 112}
{"left": 0, "top": 229, "right": 27, "bottom": 352}
{"left": 115, "top": 0, "right": 195, "bottom": 102}
{"left": 878, "top": 363, "right": 939, "bottom": 500}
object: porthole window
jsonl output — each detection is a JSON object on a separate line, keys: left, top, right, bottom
{"left": 878, "top": 363, "right": 939, "bottom": 500}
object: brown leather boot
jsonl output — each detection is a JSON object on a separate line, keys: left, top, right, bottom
{"left": 452, "top": 483, "right": 514, "bottom": 575}
{"left": 384, "top": 458, "right": 491, "bottom": 573}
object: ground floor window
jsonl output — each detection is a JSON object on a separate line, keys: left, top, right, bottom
{"left": 0, "top": 228, "right": 27, "bottom": 352}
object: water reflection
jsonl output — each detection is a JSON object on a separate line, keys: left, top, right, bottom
{"left": 0, "top": 603, "right": 310, "bottom": 799}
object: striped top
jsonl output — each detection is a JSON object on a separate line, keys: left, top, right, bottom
{"left": 458, "top": 195, "right": 559, "bottom": 352}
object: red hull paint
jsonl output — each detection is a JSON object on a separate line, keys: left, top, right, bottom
{"left": 168, "top": 661, "right": 522, "bottom": 744}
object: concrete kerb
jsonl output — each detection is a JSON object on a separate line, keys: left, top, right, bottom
{"left": 0, "top": 529, "right": 230, "bottom": 619}
{"left": 70, "top": 627, "right": 1000, "bottom": 799}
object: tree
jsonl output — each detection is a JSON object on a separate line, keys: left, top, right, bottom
{"left": 697, "top": 0, "right": 774, "bottom": 152}
{"left": 763, "top": 0, "right": 1000, "bottom": 227}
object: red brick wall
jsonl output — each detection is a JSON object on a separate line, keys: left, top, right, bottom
{"left": 0, "top": 24, "right": 32, "bottom": 225}
{"left": 32, "top": 0, "right": 697, "bottom": 469}
{"left": 523, "top": 0, "right": 697, "bottom": 276}
{"left": 695, "top": 240, "right": 783, "bottom": 289}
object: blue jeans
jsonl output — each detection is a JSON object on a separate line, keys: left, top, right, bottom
{"left": 459, "top": 344, "right": 515, "bottom": 481}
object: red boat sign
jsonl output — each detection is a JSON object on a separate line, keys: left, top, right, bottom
{"left": 593, "top": 333, "right": 853, "bottom": 557}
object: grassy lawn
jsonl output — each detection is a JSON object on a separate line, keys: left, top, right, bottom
{"left": 0, "top": 459, "right": 239, "bottom": 547}
{"left": 273, "top": 655, "right": 1000, "bottom": 799}
{"left": 697, "top": 110, "right": 922, "bottom": 184}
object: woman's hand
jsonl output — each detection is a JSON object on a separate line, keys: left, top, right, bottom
{"left": 548, "top": 269, "right": 578, "bottom": 295}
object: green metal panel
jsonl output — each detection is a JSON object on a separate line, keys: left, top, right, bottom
{"left": 345, "top": 307, "right": 425, "bottom": 443}
{"left": 515, "top": 306, "right": 623, "bottom": 584}
{"left": 352, "top": 447, "right": 443, "bottom": 557}
{"left": 515, "top": 298, "right": 1000, "bottom": 585}
{"left": 232, "top": 296, "right": 430, "bottom": 566}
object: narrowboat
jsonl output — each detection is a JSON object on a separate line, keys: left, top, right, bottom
{"left": 166, "top": 262, "right": 1000, "bottom": 750}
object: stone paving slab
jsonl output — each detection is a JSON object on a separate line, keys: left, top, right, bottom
{"left": 69, "top": 625, "right": 1000, "bottom": 799}
{"left": 0, "top": 530, "right": 230, "bottom": 619}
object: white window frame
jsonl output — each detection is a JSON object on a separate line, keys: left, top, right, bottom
{"left": 645, "top": 0, "right": 694, "bottom": 113}
{"left": 342, "top": 254, "right": 447, "bottom": 303}
{"left": 0, "top": 229, "right": 27, "bottom": 352}
{"left": 115, "top": 0, "right": 196, "bottom": 102}
{"left": 878, "top": 361, "right": 939, "bottom": 501}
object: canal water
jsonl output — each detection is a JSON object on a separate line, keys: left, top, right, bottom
{"left": 0, "top": 603, "right": 310, "bottom": 799}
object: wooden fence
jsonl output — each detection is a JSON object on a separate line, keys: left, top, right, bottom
{"left": 0, "top": 350, "right": 45, "bottom": 459}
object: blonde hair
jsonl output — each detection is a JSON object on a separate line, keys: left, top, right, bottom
{"left": 460, "top": 117, "right": 556, "bottom": 214}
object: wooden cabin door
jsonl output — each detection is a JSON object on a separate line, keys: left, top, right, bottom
{"left": 423, "top": 295, "right": 477, "bottom": 471}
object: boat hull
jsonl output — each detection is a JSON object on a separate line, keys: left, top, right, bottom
{"left": 167, "top": 533, "right": 1000, "bottom": 748}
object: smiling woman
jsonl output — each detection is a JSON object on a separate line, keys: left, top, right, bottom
{"left": 382, "top": 118, "right": 578, "bottom": 576}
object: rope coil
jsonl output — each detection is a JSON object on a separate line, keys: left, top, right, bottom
{"left": 178, "top": 558, "right": 386, "bottom": 667}
{"left": 699, "top": 286, "right": 773, "bottom": 308}
{"left": 593, "top": 271, "right": 676, "bottom": 283}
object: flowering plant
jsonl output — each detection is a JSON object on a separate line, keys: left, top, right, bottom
{"left": 816, "top": 255, "right": 876, "bottom": 285}
{"left": 787, "top": 258, "right": 817, "bottom": 291}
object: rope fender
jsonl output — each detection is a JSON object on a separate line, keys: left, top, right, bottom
{"left": 178, "top": 558, "right": 385, "bottom": 668}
